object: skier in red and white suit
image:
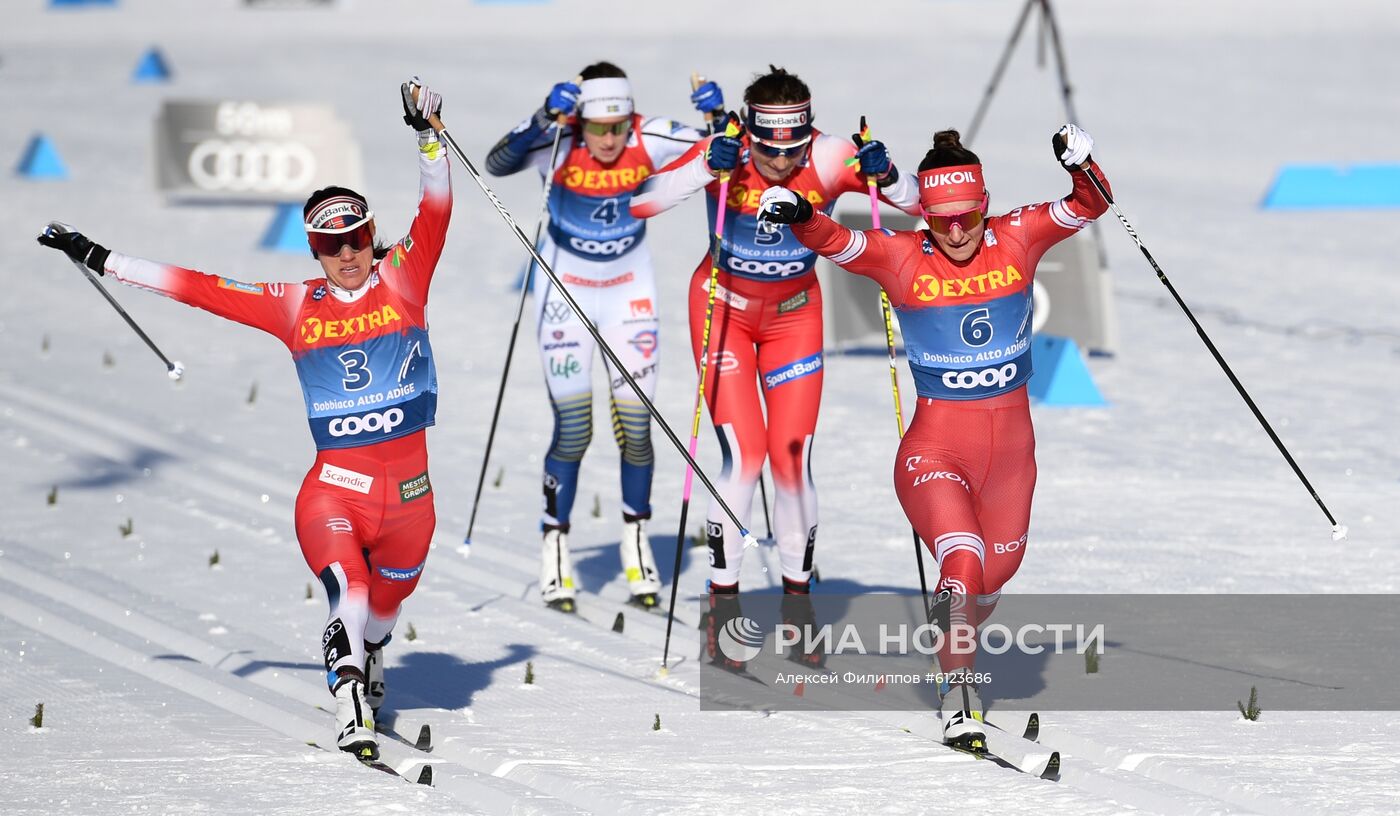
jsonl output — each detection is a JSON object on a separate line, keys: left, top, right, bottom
{"left": 36, "top": 79, "right": 452, "bottom": 760}
{"left": 761, "top": 125, "right": 1108, "bottom": 744}
{"left": 631, "top": 66, "right": 921, "bottom": 601}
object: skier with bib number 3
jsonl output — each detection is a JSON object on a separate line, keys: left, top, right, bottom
{"left": 36, "top": 79, "right": 453, "bottom": 762}
{"left": 760, "top": 124, "right": 1109, "bottom": 748}
{"left": 486, "top": 63, "right": 721, "bottom": 612}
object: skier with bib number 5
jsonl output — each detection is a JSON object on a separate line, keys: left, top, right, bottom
{"left": 759, "top": 124, "right": 1109, "bottom": 747}
{"left": 486, "top": 63, "right": 721, "bottom": 612}
{"left": 630, "top": 66, "right": 922, "bottom": 667}
{"left": 36, "top": 79, "right": 453, "bottom": 762}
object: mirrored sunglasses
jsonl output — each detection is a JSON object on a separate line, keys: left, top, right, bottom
{"left": 924, "top": 199, "right": 988, "bottom": 236}
{"left": 306, "top": 215, "right": 374, "bottom": 257}
{"left": 582, "top": 120, "right": 630, "bottom": 136}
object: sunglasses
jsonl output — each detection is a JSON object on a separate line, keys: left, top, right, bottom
{"left": 750, "top": 139, "right": 810, "bottom": 159}
{"left": 582, "top": 120, "right": 630, "bottom": 136}
{"left": 306, "top": 214, "right": 374, "bottom": 257}
{"left": 924, "top": 198, "right": 988, "bottom": 236}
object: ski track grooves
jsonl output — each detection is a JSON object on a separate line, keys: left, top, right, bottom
{"left": 0, "top": 377, "right": 1304, "bottom": 815}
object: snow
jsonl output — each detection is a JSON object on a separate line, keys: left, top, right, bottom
{"left": 4, "top": 0, "right": 1400, "bottom": 813}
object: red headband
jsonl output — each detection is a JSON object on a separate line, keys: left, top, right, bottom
{"left": 918, "top": 164, "right": 986, "bottom": 211}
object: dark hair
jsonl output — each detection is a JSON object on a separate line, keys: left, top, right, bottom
{"left": 580, "top": 61, "right": 627, "bottom": 80}
{"left": 302, "top": 185, "right": 389, "bottom": 260}
{"left": 744, "top": 65, "right": 811, "bottom": 107}
{"left": 918, "top": 129, "right": 981, "bottom": 172}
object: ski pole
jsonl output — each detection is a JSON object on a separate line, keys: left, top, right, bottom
{"left": 662, "top": 99, "right": 745, "bottom": 671}
{"left": 424, "top": 109, "right": 762, "bottom": 551}
{"left": 850, "top": 118, "right": 931, "bottom": 602}
{"left": 41, "top": 222, "right": 184, "bottom": 381}
{"left": 1066, "top": 145, "right": 1347, "bottom": 541}
{"left": 464, "top": 100, "right": 573, "bottom": 546}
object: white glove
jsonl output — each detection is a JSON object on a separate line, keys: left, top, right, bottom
{"left": 401, "top": 75, "right": 442, "bottom": 134}
{"left": 757, "top": 186, "right": 808, "bottom": 231}
{"left": 1055, "top": 124, "right": 1094, "bottom": 169}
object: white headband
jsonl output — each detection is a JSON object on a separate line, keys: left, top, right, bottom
{"left": 578, "top": 77, "right": 633, "bottom": 120}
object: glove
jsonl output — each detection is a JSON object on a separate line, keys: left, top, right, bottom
{"left": 851, "top": 135, "right": 894, "bottom": 183}
{"left": 401, "top": 76, "right": 442, "bottom": 132}
{"left": 758, "top": 186, "right": 813, "bottom": 226}
{"left": 706, "top": 132, "right": 742, "bottom": 175}
{"left": 690, "top": 80, "right": 725, "bottom": 118}
{"left": 1053, "top": 123, "right": 1094, "bottom": 171}
{"left": 37, "top": 225, "right": 109, "bottom": 275}
{"left": 544, "top": 80, "right": 580, "bottom": 119}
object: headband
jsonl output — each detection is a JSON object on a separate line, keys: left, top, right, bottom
{"left": 746, "top": 100, "right": 812, "bottom": 145}
{"left": 305, "top": 196, "right": 371, "bottom": 232}
{"left": 578, "top": 77, "right": 634, "bottom": 120}
{"left": 917, "top": 164, "right": 986, "bottom": 211}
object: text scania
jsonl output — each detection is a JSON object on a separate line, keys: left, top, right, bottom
{"left": 764, "top": 354, "right": 823, "bottom": 389}
{"left": 327, "top": 407, "right": 404, "bottom": 437}
{"left": 301, "top": 304, "right": 401, "bottom": 345}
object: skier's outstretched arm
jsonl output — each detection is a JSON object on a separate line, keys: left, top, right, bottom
{"left": 38, "top": 228, "right": 302, "bottom": 341}
{"left": 384, "top": 79, "right": 452, "bottom": 306}
{"left": 758, "top": 187, "right": 908, "bottom": 302}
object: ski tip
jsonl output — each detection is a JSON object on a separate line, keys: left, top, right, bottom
{"left": 415, "top": 723, "right": 432, "bottom": 753}
{"left": 415, "top": 764, "right": 434, "bottom": 786}
{"left": 1040, "top": 751, "right": 1061, "bottom": 780}
{"left": 612, "top": 611, "right": 625, "bottom": 633}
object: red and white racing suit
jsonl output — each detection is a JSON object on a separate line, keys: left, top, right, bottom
{"left": 632, "top": 130, "right": 920, "bottom": 588}
{"left": 100, "top": 142, "right": 451, "bottom": 685}
{"left": 791, "top": 161, "right": 1109, "bottom": 671}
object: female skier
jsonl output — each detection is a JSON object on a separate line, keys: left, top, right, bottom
{"left": 630, "top": 66, "right": 921, "bottom": 661}
{"left": 37, "top": 79, "right": 451, "bottom": 761}
{"left": 486, "top": 62, "right": 723, "bottom": 612}
{"left": 759, "top": 124, "right": 1108, "bottom": 746}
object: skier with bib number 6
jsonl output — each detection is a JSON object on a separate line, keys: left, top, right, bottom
{"left": 36, "top": 79, "right": 454, "bottom": 762}
{"left": 760, "top": 124, "right": 1109, "bottom": 747}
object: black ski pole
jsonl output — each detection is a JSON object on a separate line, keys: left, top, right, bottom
{"left": 1069, "top": 152, "right": 1347, "bottom": 540}
{"left": 41, "top": 223, "right": 184, "bottom": 381}
{"left": 464, "top": 114, "right": 569, "bottom": 546}
{"left": 427, "top": 113, "right": 763, "bottom": 555}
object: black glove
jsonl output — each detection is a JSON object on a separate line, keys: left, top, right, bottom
{"left": 37, "top": 227, "right": 109, "bottom": 275}
{"left": 757, "top": 187, "right": 813, "bottom": 225}
{"left": 401, "top": 77, "right": 442, "bottom": 132}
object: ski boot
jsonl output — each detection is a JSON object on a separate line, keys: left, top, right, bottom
{"left": 333, "top": 674, "right": 378, "bottom": 760}
{"left": 780, "top": 577, "right": 825, "bottom": 668}
{"left": 540, "top": 528, "right": 578, "bottom": 613}
{"left": 702, "top": 584, "right": 752, "bottom": 674}
{"left": 363, "top": 635, "right": 389, "bottom": 716}
{"left": 620, "top": 518, "right": 662, "bottom": 610}
{"left": 939, "top": 672, "right": 986, "bottom": 753}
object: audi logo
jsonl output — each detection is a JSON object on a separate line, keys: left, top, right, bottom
{"left": 727, "top": 258, "right": 807, "bottom": 277}
{"left": 187, "top": 138, "right": 317, "bottom": 194}
{"left": 327, "top": 408, "right": 405, "bottom": 437}
{"left": 568, "top": 235, "right": 636, "bottom": 256}
{"left": 942, "top": 363, "right": 1018, "bottom": 390}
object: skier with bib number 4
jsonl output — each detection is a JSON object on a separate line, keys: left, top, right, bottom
{"left": 631, "top": 66, "right": 922, "bottom": 666}
{"left": 486, "top": 63, "right": 721, "bottom": 612}
{"left": 760, "top": 124, "right": 1109, "bottom": 748}
{"left": 36, "top": 79, "right": 453, "bottom": 762}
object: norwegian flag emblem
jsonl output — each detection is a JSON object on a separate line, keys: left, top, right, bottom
{"left": 772, "top": 127, "right": 793, "bottom": 141}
